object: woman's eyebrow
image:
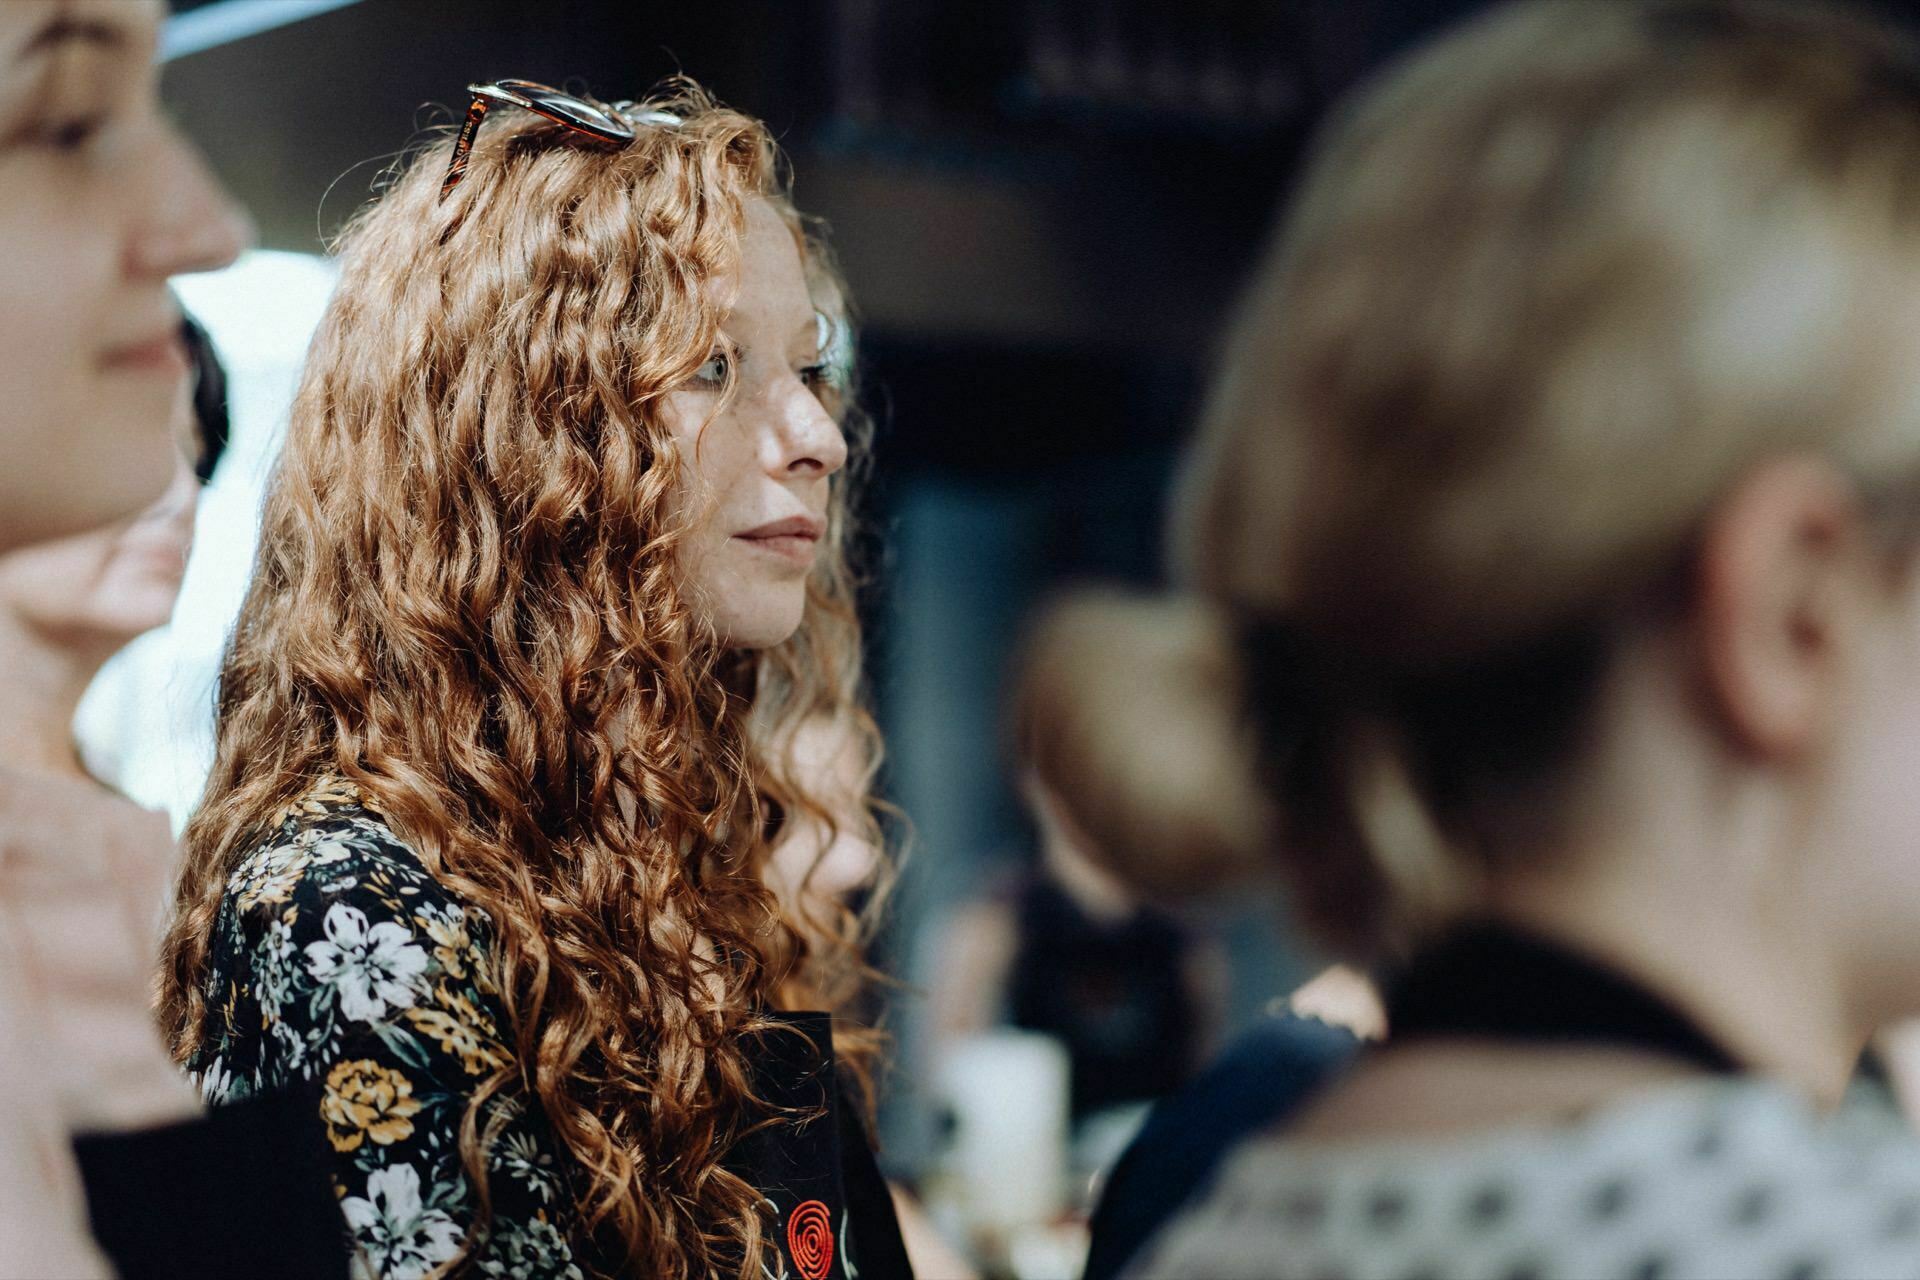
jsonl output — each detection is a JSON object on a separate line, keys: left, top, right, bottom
{"left": 16, "top": 14, "right": 129, "bottom": 64}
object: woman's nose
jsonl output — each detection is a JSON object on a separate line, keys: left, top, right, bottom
{"left": 777, "top": 382, "right": 849, "bottom": 478}
{"left": 125, "top": 122, "right": 252, "bottom": 281}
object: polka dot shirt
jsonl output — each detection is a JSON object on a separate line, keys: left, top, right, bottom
{"left": 1126, "top": 1079, "right": 1920, "bottom": 1280}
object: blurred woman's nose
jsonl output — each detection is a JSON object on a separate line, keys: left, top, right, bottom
{"left": 125, "top": 122, "right": 252, "bottom": 281}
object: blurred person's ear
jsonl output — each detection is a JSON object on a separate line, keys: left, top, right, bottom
{"left": 1693, "top": 456, "right": 1875, "bottom": 760}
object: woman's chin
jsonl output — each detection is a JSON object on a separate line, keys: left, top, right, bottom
{"left": 76, "top": 584, "right": 181, "bottom": 646}
{"left": 712, "top": 596, "right": 807, "bottom": 650}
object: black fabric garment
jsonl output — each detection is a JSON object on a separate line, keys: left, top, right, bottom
{"left": 1383, "top": 921, "right": 1743, "bottom": 1073}
{"left": 73, "top": 1085, "right": 347, "bottom": 1280}
{"left": 1081, "top": 1014, "right": 1357, "bottom": 1280}
{"left": 1006, "top": 878, "right": 1199, "bottom": 1118}
{"left": 730, "top": 1011, "right": 913, "bottom": 1280}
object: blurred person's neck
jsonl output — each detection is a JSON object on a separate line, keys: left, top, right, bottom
{"left": 1488, "top": 866, "right": 1856, "bottom": 1104}
{"left": 0, "top": 612, "right": 112, "bottom": 783}
{"left": 1485, "top": 637, "right": 1862, "bottom": 1106}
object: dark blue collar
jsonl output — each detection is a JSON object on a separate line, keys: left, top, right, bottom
{"left": 1383, "top": 922, "right": 1742, "bottom": 1074}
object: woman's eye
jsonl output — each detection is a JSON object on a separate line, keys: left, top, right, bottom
{"left": 691, "top": 352, "right": 732, "bottom": 387}
{"left": 799, "top": 364, "right": 834, "bottom": 392}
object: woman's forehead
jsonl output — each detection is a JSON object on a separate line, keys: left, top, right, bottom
{"left": 716, "top": 199, "right": 816, "bottom": 340}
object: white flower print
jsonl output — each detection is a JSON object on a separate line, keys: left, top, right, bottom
{"left": 197, "top": 799, "right": 597, "bottom": 1279}
{"left": 475, "top": 1217, "right": 584, "bottom": 1279}
{"left": 269, "top": 1013, "right": 311, "bottom": 1075}
{"left": 305, "top": 902, "right": 430, "bottom": 1023}
{"left": 254, "top": 916, "right": 300, "bottom": 1021}
{"left": 340, "top": 1164, "right": 463, "bottom": 1280}
{"left": 229, "top": 840, "right": 313, "bottom": 910}
{"left": 493, "top": 1131, "right": 565, "bottom": 1204}
{"left": 308, "top": 836, "right": 356, "bottom": 867}
{"left": 196, "top": 1054, "right": 236, "bottom": 1106}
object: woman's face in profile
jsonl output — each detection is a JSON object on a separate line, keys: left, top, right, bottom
{"left": 660, "top": 198, "right": 848, "bottom": 650}
{"left": 0, "top": 0, "right": 243, "bottom": 553}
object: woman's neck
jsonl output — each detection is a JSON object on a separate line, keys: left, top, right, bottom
{"left": 1291, "top": 877, "right": 1859, "bottom": 1148}
{"left": 1488, "top": 847, "right": 1861, "bottom": 1104}
{"left": 1466, "top": 639, "right": 1871, "bottom": 1106}
{"left": 0, "top": 611, "right": 109, "bottom": 781}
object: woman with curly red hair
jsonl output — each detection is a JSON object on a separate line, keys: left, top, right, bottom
{"left": 159, "top": 78, "right": 906, "bottom": 1280}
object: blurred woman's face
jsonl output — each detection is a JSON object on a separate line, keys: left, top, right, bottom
{"left": 765, "top": 715, "right": 879, "bottom": 917}
{"left": 1811, "top": 545, "right": 1920, "bottom": 1018}
{"left": 0, "top": 379, "right": 201, "bottom": 652}
{"left": 661, "top": 199, "right": 847, "bottom": 649}
{"left": 0, "top": 0, "right": 245, "bottom": 554}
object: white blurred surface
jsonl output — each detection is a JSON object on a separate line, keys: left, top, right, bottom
{"left": 75, "top": 251, "right": 337, "bottom": 830}
{"left": 935, "top": 1029, "right": 1071, "bottom": 1238}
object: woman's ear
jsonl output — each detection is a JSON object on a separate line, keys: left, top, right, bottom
{"left": 1693, "top": 455, "right": 1874, "bottom": 761}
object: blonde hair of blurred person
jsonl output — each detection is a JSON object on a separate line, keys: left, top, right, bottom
{"left": 1182, "top": 0, "right": 1920, "bottom": 1087}
{"left": 1011, "top": 591, "right": 1269, "bottom": 905}
{"left": 1009, "top": 591, "right": 1383, "bottom": 1039}
{"left": 1122, "top": 1, "right": 1920, "bottom": 1275}
{"left": 0, "top": 1, "right": 245, "bottom": 1275}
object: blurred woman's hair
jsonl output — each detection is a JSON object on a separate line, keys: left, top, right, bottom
{"left": 1179, "top": 0, "right": 1920, "bottom": 957}
{"left": 159, "top": 81, "right": 887, "bottom": 1278}
{"left": 1007, "top": 589, "right": 1271, "bottom": 900}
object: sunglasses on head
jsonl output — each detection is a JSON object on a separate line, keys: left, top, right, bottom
{"left": 439, "top": 78, "right": 682, "bottom": 202}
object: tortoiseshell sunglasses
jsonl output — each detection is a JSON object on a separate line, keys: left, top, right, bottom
{"left": 439, "top": 78, "right": 680, "bottom": 202}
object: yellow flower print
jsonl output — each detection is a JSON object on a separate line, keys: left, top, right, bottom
{"left": 272, "top": 775, "right": 386, "bottom": 827}
{"left": 321, "top": 1059, "right": 423, "bottom": 1153}
{"left": 469, "top": 940, "right": 498, "bottom": 994}
{"left": 405, "top": 988, "right": 508, "bottom": 1076}
{"left": 231, "top": 841, "right": 317, "bottom": 912}
{"left": 414, "top": 905, "right": 470, "bottom": 981}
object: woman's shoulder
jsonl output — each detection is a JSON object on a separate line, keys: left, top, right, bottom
{"left": 197, "top": 783, "right": 508, "bottom": 1090}
{"left": 1129, "top": 1078, "right": 1920, "bottom": 1279}
{"left": 203, "top": 784, "right": 502, "bottom": 1064}
{"left": 224, "top": 785, "right": 479, "bottom": 927}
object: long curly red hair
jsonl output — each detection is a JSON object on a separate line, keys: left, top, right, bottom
{"left": 159, "top": 81, "right": 888, "bottom": 1278}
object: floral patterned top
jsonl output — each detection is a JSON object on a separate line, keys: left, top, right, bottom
{"left": 189, "top": 787, "right": 587, "bottom": 1279}
{"left": 188, "top": 786, "right": 913, "bottom": 1280}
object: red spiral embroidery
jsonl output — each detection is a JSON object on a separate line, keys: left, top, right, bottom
{"left": 786, "top": 1199, "right": 835, "bottom": 1280}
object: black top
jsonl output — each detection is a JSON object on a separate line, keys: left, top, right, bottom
{"left": 73, "top": 1086, "right": 348, "bottom": 1279}
{"left": 187, "top": 787, "right": 908, "bottom": 1279}
{"left": 1382, "top": 921, "right": 1742, "bottom": 1074}
{"left": 1005, "top": 876, "right": 1201, "bottom": 1117}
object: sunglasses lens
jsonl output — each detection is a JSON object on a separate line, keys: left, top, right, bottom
{"left": 505, "top": 81, "right": 629, "bottom": 140}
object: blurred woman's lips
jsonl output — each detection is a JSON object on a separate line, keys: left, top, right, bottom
{"left": 101, "top": 331, "right": 189, "bottom": 376}
{"left": 734, "top": 516, "right": 824, "bottom": 567}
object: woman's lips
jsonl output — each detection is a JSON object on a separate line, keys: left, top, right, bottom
{"left": 101, "top": 332, "right": 189, "bottom": 376}
{"left": 735, "top": 533, "right": 819, "bottom": 567}
{"left": 734, "top": 516, "right": 824, "bottom": 567}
